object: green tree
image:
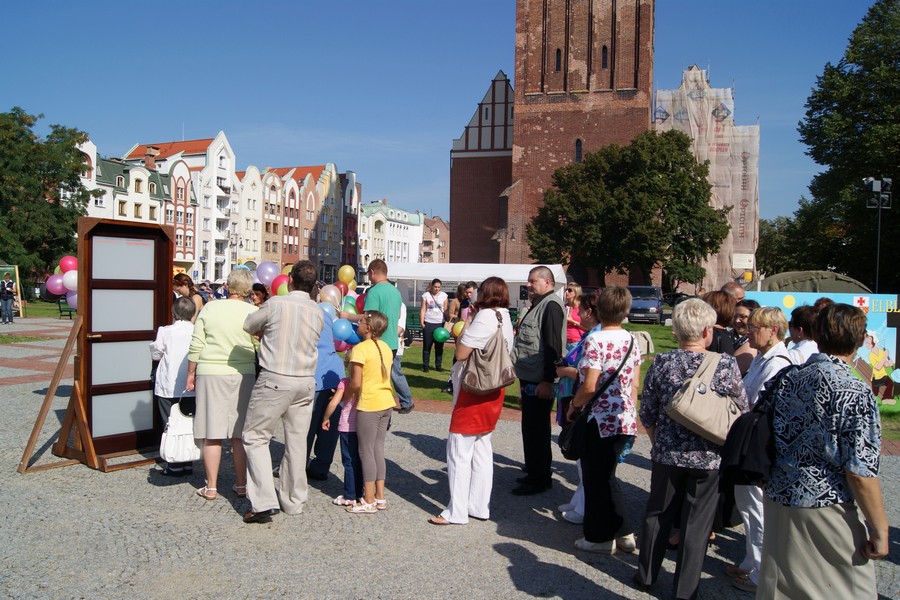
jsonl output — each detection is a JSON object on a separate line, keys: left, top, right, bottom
{"left": 0, "top": 107, "right": 94, "bottom": 279}
{"left": 795, "top": 0, "right": 899, "bottom": 291}
{"left": 527, "top": 129, "right": 730, "bottom": 287}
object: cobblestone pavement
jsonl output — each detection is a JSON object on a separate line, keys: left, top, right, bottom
{"left": 1, "top": 319, "right": 898, "bottom": 599}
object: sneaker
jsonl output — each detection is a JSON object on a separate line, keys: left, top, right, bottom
{"left": 561, "top": 510, "right": 584, "bottom": 524}
{"left": 574, "top": 537, "right": 616, "bottom": 554}
{"left": 616, "top": 533, "right": 637, "bottom": 553}
{"left": 398, "top": 406, "right": 413, "bottom": 414}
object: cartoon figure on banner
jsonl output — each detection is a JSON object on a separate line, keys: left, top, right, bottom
{"left": 864, "top": 332, "right": 895, "bottom": 403}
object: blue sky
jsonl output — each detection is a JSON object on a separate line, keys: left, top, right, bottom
{"left": 0, "top": 1, "right": 873, "bottom": 221}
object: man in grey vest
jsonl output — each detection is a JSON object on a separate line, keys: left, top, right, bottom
{"left": 510, "top": 266, "right": 565, "bottom": 495}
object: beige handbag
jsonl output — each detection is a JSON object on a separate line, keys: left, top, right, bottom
{"left": 460, "top": 310, "right": 516, "bottom": 395}
{"left": 665, "top": 352, "right": 741, "bottom": 445}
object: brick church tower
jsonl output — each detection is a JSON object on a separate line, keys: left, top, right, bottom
{"left": 500, "top": 0, "right": 655, "bottom": 267}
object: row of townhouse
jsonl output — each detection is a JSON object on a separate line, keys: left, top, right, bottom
{"left": 77, "top": 132, "right": 448, "bottom": 283}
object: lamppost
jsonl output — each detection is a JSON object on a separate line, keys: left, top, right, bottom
{"left": 864, "top": 177, "right": 892, "bottom": 293}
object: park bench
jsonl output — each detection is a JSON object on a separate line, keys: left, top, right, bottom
{"left": 57, "top": 298, "right": 75, "bottom": 319}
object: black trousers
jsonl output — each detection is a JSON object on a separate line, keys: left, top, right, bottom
{"left": 305, "top": 388, "right": 340, "bottom": 478}
{"left": 581, "top": 428, "right": 633, "bottom": 542}
{"left": 637, "top": 462, "right": 721, "bottom": 600}
{"left": 520, "top": 386, "right": 554, "bottom": 484}
{"left": 422, "top": 322, "right": 445, "bottom": 370}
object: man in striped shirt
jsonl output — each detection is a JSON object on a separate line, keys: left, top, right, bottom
{"left": 241, "top": 260, "right": 324, "bottom": 523}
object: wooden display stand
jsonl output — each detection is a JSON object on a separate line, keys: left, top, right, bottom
{"left": 19, "top": 218, "right": 173, "bottom": 474}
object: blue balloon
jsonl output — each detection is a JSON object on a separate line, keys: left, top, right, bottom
{"left": 319, "top": 302, "right": 337, "bottom": 321}
{"left": 332, "top": 318, "right": 353, "bottom": 342}
{"left": 346, "top": 331, "right": 362, "bottom": 345}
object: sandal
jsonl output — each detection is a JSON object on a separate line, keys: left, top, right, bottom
{"left": 232, "top": 484, "right": 247, "bottom": 498}
{"left": 375, "top": 499, "right": 387, "bottom": 511}
{"left": 196, "top": 486, "right": 217, "bottom": 500}
{"left": 347, "top": 501, "right": 377, "bottom": 514}
{"left": 332, "top": 495, "right": 355, "bottom": 507}
{"left": 428, "top": 516, "right": 451, "bottom": 526}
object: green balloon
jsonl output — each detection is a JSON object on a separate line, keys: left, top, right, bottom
{"left": 433, "top": 327, "right": 450, "bottom": 343}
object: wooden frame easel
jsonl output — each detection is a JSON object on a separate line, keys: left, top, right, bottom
{"left": 19, "top": 218, "right": 172, "bottom": 474}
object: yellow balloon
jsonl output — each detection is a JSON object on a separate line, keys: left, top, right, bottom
{"left": 452, "top": 321, "right": 465, "bottom": 338}
{"left": 277, "top": 282, "right": 289, "bottom": 296}
{"left": 338, "top": 265, "right": 355, "bottom": 284}
{"left": 282, "top": 264, "right": 292, "bottom": 275}
{"left": 348, "top": 279, "right": 357, "bottom": 291}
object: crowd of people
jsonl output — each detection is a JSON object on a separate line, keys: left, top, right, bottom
{"left": 151, "top": 262, "right": 889, "bottom": 597}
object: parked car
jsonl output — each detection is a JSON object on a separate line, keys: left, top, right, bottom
{"left": 627, "top": 285, "right": 664, "bottom": 324}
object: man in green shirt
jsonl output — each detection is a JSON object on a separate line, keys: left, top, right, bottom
{"left": 341, "top": 259, "right": 402, "bottom": 353}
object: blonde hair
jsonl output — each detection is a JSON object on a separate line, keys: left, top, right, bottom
{"left": 748, "top": 307, "right": 789, "bottom": 341}
{"left": 672, "top": 298, "right": 717, "bottom": 343}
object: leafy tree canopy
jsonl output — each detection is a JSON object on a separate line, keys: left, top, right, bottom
{"left": 0, "top": 107, "right": 94, "bottom": 278}
{"left": 789, "top": 0, "right": 899, "bottom": 291}
{"left": 527, "top": 129, "right": 730, "bottom": 287}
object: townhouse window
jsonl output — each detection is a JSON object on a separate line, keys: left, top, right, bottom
{"left": 265, "top": 241, "right": 271, "bottom": 252}
{"left": 265, "top": 222, "right": 271, "bottom": 233}
{"left": 149, "top": 206, "right": 157, "bottom": 221}
{"left": 134, "top": 204, "right": 142, "bottom": 218}
{"left": 203, "top": 218, "right": 210, "bottom": 231}
{"left": 177, "top": 186, "right": 185, "bottom": 201}
{"left": 186, "top": 212, "right": 193, "bottom": 226}
{"left": 555, "top": 48, "right": 562, "bottom": 72}
{"left": 272, "top": 242, "right": 278, "bottom": 253}
{"left": 149, "top": 182, "right": 157, "bottom": 194}
{"left": 116, "top": 176, "right": 125, "bottom": 188}
{"left": 118, "top": 201, "right": 127, "bottom": 216}
{"left": 176, "top": 233, "right": 183, "bottom": 246}
{"left": 245, "top": 218, "right": 250, "bottom": 231}
{"left": 273, "top": 224, "right": 279, "bottom": 234}
{"left": 601, "top": 46, "right": 608, "bottom": 70}
{"left": 165, "top": 208, "right": 174, "bottom": 222}
{"left": 186, "top": 235, "right": 193, "bottom": 248}
{"left": 176, "top": 210, "right": 184, "bottom": 224}
{"left": 134, "top": 179, "right": 143, "bottom": 193}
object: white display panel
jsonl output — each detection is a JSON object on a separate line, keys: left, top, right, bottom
{"left": 91, "top": 290, "right": 155, "bottom": 332}
{"left": 91, "top": 390, "right": 154, "bottom": 437}
{"left": 92, "top": 341, "right": 152, "bottom": 385}
{"left": 92, "top": 236, "right": 156, "bottom": 280}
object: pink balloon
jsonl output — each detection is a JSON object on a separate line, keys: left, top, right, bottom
{"left": 59, "top": 255, "right": 77, "bottom": 273}
{"left": 334, "top": 340, "right": 351, "bottom": 353}
{"left": 46, "top": 274, "right": 66, "bottom": 295}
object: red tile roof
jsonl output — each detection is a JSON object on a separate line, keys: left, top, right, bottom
{"left": 235, "top": 171, "right": 245, "bottom": 181}
{"left": 126, "top": 138, "right": 215, "bottom": 160}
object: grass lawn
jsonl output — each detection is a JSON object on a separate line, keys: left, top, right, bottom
{"left": 0, "top": 334, "right": 47, "bottom": 344}
{"left": 18, "top": 300, "right": 67, "bottom": 319}
{"left": 401, "top": 321, "right": 678, "bottom": 409}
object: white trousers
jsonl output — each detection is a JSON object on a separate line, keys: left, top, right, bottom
{"left": 734, "top": 483, "right": 765, "bottom": 583}
{"left": 440, "top": 431, "right": 493, "bottom": 524}
{"left": 567, "top": 460, "right": 585, "bottom": 515}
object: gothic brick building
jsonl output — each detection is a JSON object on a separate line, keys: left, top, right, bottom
{"left": 450, "top": 0, "right": 655, "bottom": 284}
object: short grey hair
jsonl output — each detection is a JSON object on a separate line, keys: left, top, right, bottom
{"left": 672, "top": 298, "right": 717, "bottom": 343}
{"left": 172, "top": 296, "right": 196, "bottom": 322}
{"left": 227, "top": 269, "right": 253, "bottom": 298}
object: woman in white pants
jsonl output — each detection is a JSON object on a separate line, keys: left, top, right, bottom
{"left": 730, "top": 306, "right": 793, "bottom": 592}
{"left": 428, "top": 277, "right": 514, "bottom": 525}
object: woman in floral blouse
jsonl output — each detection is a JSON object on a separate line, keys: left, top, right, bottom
{"left": 758, "top": 303, "right": 887, "bottom": 597}
{"left": 635, "top": 298, "right": 747, "bottom": 599}
{"left": 564, "top": 287, "right": 641, "bottom": 555}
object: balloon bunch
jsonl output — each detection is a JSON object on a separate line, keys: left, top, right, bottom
{"left": 46, "top": 256, "right": 79, "bottom": 308}
{"left": 254, "top": 261, "right": 291, "bottom": 296}
{"left": 317, "top": 264, "right": 366, "bottom": 353}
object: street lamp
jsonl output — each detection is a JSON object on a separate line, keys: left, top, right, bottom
{"left": 864, "top": 177, "right": 892, "bottom": 293}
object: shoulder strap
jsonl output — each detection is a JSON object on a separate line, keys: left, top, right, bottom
{"left": 585, "top": 334, "right": 635, "bottom": 406}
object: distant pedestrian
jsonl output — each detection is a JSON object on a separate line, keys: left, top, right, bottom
{"left": 1, "top": 272, "right": 16, "bottom": 325}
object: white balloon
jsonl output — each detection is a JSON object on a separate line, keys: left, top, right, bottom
{"left": 62, "top": 270, "right": 78, "bottom": 291}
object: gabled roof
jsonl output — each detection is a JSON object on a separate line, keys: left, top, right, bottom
{"left": 125, "top": 138, "right": 215, "bottom": 160}
{"left": 266, "top": 165, "right": 326, "bottom": 185}
{"left": 235, "top": 171, "right": 245, "bottom": 181}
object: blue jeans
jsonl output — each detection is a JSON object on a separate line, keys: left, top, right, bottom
{"left": 392, "top": 353, "right": 413, "bottom": 409}
{"left": 340, "top": 431, "right": 364, "bottom": 500}
{"left": 0, "top": 297, "right": 13, "bottom": 323}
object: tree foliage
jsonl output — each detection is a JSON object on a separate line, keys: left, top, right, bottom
{"left": 527, "top": 129, "right": 730, "bottom": 287}
{"left": 787, "top": 0, "right": 900, "bottom": 290}
{"left": 0, "top": 107, "right": 94, "bottom": 278}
